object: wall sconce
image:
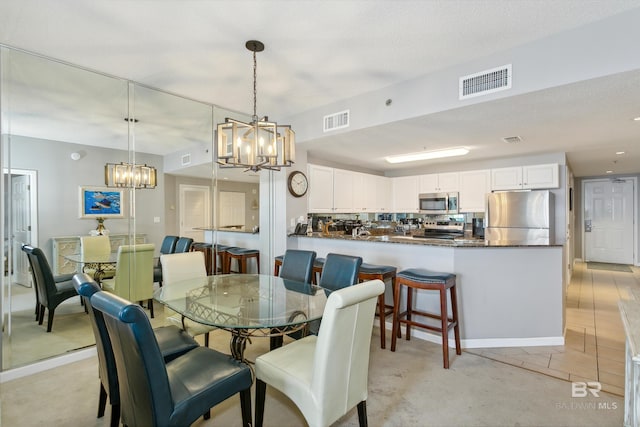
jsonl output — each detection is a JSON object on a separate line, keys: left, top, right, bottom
{"left": 104, "top": 162, "right": 157, "bottom": 189}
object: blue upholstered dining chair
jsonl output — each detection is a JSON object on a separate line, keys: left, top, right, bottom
{"left": 91, "top": 289, "right": 252, "bottom": 427}
{"left": 306, "top": 252, "right": 363, "bottom": 336}
{"left": 153, "top": 235, "right": 179, "bottom": 286}
{"left": 279, "top": 249, "right": 317, "bottom": 283}
{"left": 22, "top": 244, "right": 78, "bottom": 332}
{"left": 174, "top": 236, "right": 194, "bottom": 253}
{"left": 72, "top": 273, "right": 199, "bottom": 427}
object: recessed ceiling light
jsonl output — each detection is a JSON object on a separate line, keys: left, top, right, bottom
{"left": 616, "top": 151, "right": 625, "bottom": 155}
{"left": 606, "top": 170, "right": 613, "bottom": 174}
{"left": 634, "top": 117, "right": 640, "bottom": 121}
{"left": 385, "top": 147, "right": 469, "bottom": 164}
{"left": 501, "top": 136, "right": 522, "bottom": 144}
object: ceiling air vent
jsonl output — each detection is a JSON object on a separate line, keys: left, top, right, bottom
{"left": 181, "top": 153, "right": 191, "bottom": 166}
{"left": 459, "top": 64, "right": 512, "bottom": 100}
{"left": 323, "top": 109, "right": 350, "bottom": 132}
{"left": 502, "top": 136, "right": 522, "bottom": 144}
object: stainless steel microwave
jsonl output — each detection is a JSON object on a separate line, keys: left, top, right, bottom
{"left": 418, "top": 192, "right": 459, "bottom": 214}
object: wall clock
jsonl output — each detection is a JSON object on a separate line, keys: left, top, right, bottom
{"left": 287, "top": 170, "right": 308, "bottom": 197}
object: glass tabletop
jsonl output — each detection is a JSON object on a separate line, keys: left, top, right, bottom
{"left": 154, "top": 274, "right": 328, "bottom": 330}
{"left": 64, "top": 253, "right": 118, "bottom": 264}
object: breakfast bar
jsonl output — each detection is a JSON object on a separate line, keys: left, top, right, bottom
{"left": 290, "top": 233, "right": 565, "bottom": 349}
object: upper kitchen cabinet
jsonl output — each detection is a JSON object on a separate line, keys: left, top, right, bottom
{"left": 491, "top": 163, "right": 559, "bottom": 191}
{"left": 459, "top": 169, "right": 490, "bottom": 212}
{"left": 307, "top": 164, "right": 334, "bottom": 213}
{"left": 354, "top": 173, "right": 391, "bottom": 212}
{"left": 392, "top": 176, "right": 419, "bottom": 213}
{"left": 418, "top": 172, "right": 459, "bottom": 193}
{"left": 332, "top": 168, "right": 355, "bottom": 212}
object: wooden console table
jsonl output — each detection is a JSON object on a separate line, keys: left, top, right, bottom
{"left": 51, "top": 234, "right": 146, "bottom": 276}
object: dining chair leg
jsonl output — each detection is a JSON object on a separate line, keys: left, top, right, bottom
{"left": 203, "top": 409, "right": 211, "bottom": 420}
{"left": 38, "top": 306, "right": 45, "bottom": 325}
{"left": 109, "top": 403, "right": 120, "bottom": 427}
{"left": 98, "top": 383, "right": 107, "bottom": 418}
{"left": 255, "top": 379, "right": 267, "bottom": 427}
{"left": 204, "top": 332, "right": 210, "bottom": 347}
{"left": 147, "top": 298, "right": 154, "bottom": 318}
{"left": 240, "top": 388, "right": 252, "bottom": 427}
{"left": 46, "top": 309, "right": 55, "bottom": 332}
{"left": 357, "top": 401, "right": 368, "bottom": 427}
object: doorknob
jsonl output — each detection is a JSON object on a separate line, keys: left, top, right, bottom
{"left": 584, "top": 219, "right": 592, "bottom": 232}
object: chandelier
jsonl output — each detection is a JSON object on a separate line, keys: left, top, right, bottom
{"left": 216, "top": 40, "right": 295, "bottom": 172}
{"left": 104, "top": 162, "right": 157, "bottom": 189}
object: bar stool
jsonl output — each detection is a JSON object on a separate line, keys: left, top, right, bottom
{"left": 358, "top": 263, "right": 400, "bottom": 349}
{"left": 214, "top": 244, "right": 235, "bottom": 274}
{"left": 190, "top": 242, "right": 213, "bottom": 275}
{"left": 312, "top": 257, "right": 325, "bottom": 285}
{"left": 274, "top": 254, "right": 284, "bottom": 276}
{"left": 226, "top": 247, "right": 260, "bottom": 274}
{"left": 391, "top": 268, "right": 461, "bottom": 369}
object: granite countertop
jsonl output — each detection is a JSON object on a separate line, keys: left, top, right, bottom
{"left": 194, "top": 227, "right": 257, "bottom": 234}
{"left": 293, "top": 232, "right": 561, "bottom": 248}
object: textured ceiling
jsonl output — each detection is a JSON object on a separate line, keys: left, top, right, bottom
{"left": 1, "top": 0, "right": 640, "bottom": 178}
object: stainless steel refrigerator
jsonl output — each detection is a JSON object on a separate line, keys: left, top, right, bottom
{"left": 485, "top": 190, "right": 555, "bottom": 245}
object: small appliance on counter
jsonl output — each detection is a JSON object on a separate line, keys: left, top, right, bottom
{"left": 413, "top": 220, "right": 465, "bottom": 240}
{"left": 472, "top": 218, "right": 484, "bottom": 238}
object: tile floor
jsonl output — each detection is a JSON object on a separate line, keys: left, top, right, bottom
{"left": 467, "top": 260, "right": 640, "bottom": 396}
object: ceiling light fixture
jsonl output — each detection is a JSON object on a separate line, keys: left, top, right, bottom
{"left": 616, "top": 151, "right": 625, "bottom": 155}
{"left": 216, "top": 40, "right": 295, "bottom": 172}
{"left": 633, "top": 117, "right": 640, "bottom": 121}
{"left": 605, "top": 170, "right": 613, "bottom": 174}
{"left": 385, "top": 147, "right": 469, "bottom": 164}
{"left": 105, "top": 162, "right": 157, "bottom": 189}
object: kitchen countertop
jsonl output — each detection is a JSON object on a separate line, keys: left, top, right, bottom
{"left": 195, "top": 227, "right": 257, "bottom": 234}
{"left": 294, "top": 232, "right": 561, "bottom": 248}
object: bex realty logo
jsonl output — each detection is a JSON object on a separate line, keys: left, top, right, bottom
{"left": 572, "top": 381, "right": 601, "bottom": 398}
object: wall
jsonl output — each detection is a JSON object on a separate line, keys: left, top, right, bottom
{"left": 8, "top": 135, "right": 165, "bottom": 258}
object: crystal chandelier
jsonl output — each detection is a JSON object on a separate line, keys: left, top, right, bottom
{"left": 216, "top": 40, "right": 295, "bottom": 172}
{"left": 104, "top": 162, "right": 157, "bottom": 189}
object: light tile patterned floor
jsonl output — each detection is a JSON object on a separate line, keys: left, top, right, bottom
{"left": 467, "top": 261, "right": 640, "bottom": 396}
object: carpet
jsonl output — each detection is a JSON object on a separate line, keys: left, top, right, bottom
{"left": 587, "top": 262, "right": 633, "bottom": 272}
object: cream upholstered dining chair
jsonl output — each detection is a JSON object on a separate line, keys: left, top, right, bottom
{"left": 80, "top": 235, "right": 116, "bottom": 280}
{"left": 161, "top": 251, "right": 216, "bottom": 347}
{"left": 254, "top": 279, "right": 385, "bottom": 427}
{"left": 101, "top": 243, "right": 155, "bottom": 318}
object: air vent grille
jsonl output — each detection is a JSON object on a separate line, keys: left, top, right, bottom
{"left": 502, "top": 136, "right": 522, "bottom": 144}
{"left": 323, "top": 110, "right": 350, "bottom": 132}
{"left": 459, "top": 64, "right": 512, "bottom": 100}
{"left": 181, "top": 153, "right": 191, "bottom": 166}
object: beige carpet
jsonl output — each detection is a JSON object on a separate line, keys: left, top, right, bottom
{"left": 0, "top": 327, "right": 624, "bottom": 426}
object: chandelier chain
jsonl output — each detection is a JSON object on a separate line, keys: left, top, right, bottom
{"left": 252, "top": 49, "right": 258, "bottom": 121}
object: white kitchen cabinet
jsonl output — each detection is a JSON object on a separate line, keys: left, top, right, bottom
{"left": 418, "top": 172, "right": 459, "bottom": 193}
{"left": 332, "top": 168, "right": 355, "bottom": 213}
{"left": 374, "top": 175, "right": 392, "bottom": 212}
{"left": 307, "top": 164, "right": 334, "bottom": 213}
{"left": 459, "top": 169, "right": 490, "bottom": 212}
{"left": 491, "top": 163, "right": 558, "bottom": 190}
{"left": 392, "top": 176, "right": 419, "bottom": 213}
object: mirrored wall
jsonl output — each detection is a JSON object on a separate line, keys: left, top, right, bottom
{"left": 0, "top": 45, "right": 267, "bottom": 371}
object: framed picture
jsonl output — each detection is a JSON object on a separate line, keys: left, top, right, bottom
{"left": 79, "top": 186, "right": 125, "bottom": 218}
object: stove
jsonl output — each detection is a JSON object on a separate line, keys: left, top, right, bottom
{"left": 414, "top": 220, "right": 465, "bottom": 240}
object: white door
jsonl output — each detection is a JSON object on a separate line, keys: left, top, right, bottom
{"left": 584, "top": 179, "right": 635, "bottom": 264}
{"left": 179, "top": 184, "right": 210, "bottom": 242}
{"left": 218, "top": 191, "right": 246, "bottom": 229}
{"left": 10, "top": 172, "right": 37, "bottom": 286}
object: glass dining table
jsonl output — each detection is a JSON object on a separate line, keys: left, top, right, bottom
{"left": 153, "top": 274, "right": 329, "bottom": 361}
{"left": 63, "top": 252, "right": 118, "bottom": 283}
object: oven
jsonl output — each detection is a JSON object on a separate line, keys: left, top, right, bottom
{"left": 418, "top": 192, "right": 459, "bottom": 214}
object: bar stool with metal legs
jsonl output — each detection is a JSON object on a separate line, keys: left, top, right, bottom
{"left": 391, "top": 268, "right": 461, "bottom": 369}
{"left": 358, "top": 262, "right": 400, "bottom": 349}
{"left": 226, "top": 247, "right": 260, "bottom": 274}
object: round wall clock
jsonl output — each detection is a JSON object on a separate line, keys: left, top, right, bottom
{"left": 287, "top": 170, "right": 308, "bottom": 197}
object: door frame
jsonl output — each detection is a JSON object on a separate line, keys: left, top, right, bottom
{"left": 581, "top": 176, "right": 638, "bottom": 266}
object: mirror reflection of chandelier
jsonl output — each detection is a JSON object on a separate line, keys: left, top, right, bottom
{"left": 216, "top": 40, "right": 295, "bottom": 172}
{"left": 104, "top": 162, "right": 157, "bottom": 189}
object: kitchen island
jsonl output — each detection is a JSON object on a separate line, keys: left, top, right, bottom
{"left": 290, "top": 232, "right": 565, "bottom": 349}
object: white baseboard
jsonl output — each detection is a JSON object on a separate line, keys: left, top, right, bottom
{"left": 0, "top": 347, "right": 96, "bottom": 383}
{"left": 383, "top": 321, "right": 565, "bottom": 349}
